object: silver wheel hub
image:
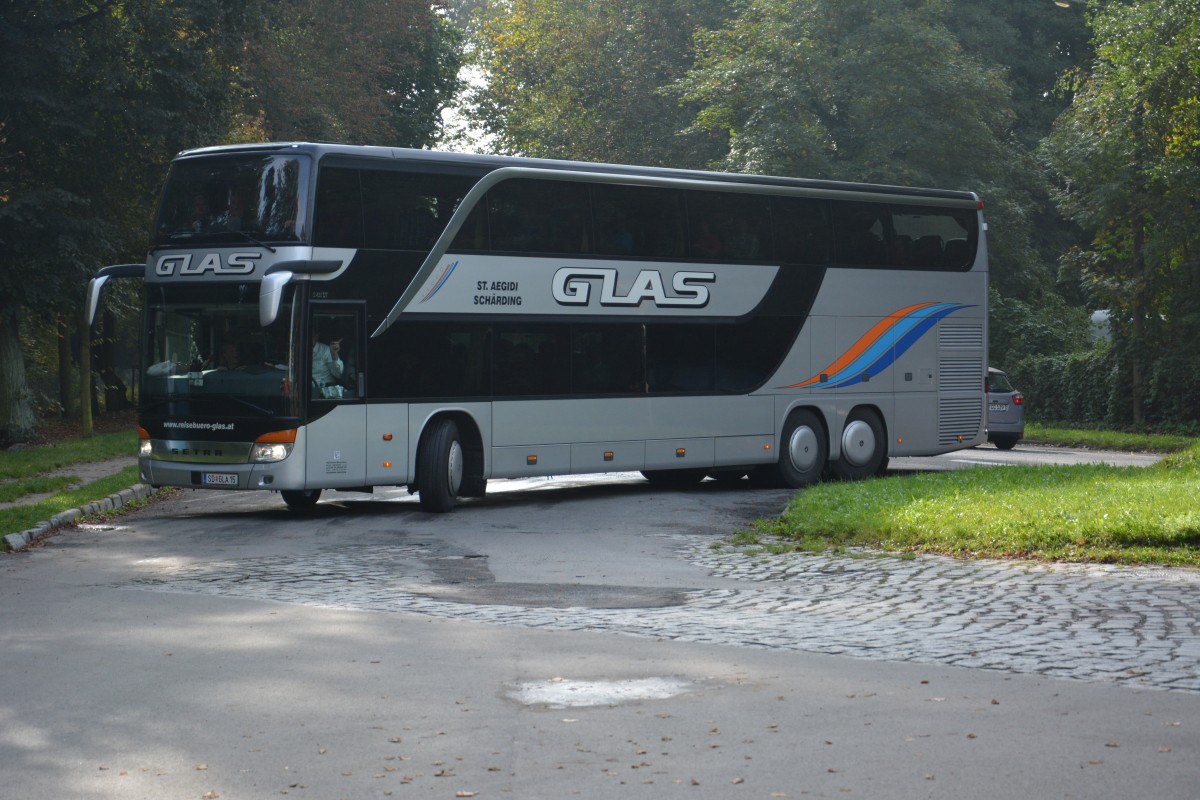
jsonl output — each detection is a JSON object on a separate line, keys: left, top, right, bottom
{"left": 841, "top": 420, "right": 876, "bottom": 467}
{"left": 447, "top": 440, "right": 464, "bottom": 494}
{"left": 788, "top": 425, "right": 820, "bottom": 472}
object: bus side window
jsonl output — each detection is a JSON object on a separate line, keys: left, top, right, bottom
{"left": 314, "top": 168, "right": 364, "bottom": 248}
{"left": 772, "top": 196, "right": 831, "bottom": 266}
{"left": 891, "top": 205, "right": 977, "bottom": 270}
{"left": 486, "top": 180, "right": 589, "bottom": 255}
{"left": 686, "top": 191, "right": 771, "bottom": 262}
{"left": 593, "top": 185, "right": 685, "bottom": 259}
{"left": 832, "top": 202, "right": 890, "bottom": 267}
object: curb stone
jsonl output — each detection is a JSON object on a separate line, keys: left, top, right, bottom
{"left": 2, "top": 483, "right": 156, "bottom": 553}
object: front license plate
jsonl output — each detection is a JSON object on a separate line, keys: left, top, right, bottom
{"left": 988, "top": 402, "right": 1008, "bottom": 412}
{"left": 202, "top": 472, "right": 239, "bottom": 486}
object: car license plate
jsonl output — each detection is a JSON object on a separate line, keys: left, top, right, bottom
{"left": 202, "top": 472, "right": 239, "bottom": 486}
{"left": 989, "top": 402, "right": 1008, "bottom": 412}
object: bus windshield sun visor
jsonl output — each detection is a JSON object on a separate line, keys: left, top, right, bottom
{"left": 258, "top": 260, "right": 343, "bottom": 326}
{"left": 86, "top": 263, "right": 146, "bottom": 326}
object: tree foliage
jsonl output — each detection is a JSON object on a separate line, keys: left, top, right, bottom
{"left": 0, "top": 0, "right": 261, "bottom": 444}
{"left": 466, "top": 0, "right": 730, "bottom": 167}
{"left": 0, "top": 0, "right": 463, "bottom": 444}
{"left": 1041, "top": 0, "right": 1200, "bottom": 423}
{"left": 244, "top": 0, "right": 463, "bottom": 147}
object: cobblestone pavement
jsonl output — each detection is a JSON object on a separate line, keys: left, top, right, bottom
{"left": 124, "top": 529, "right": 1200, "bottom": 694}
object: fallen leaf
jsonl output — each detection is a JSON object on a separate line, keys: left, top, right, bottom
{"left": 195, "top": 764, "right": 209, "bottom": 771}
{"left": 1158, "top": 746, "right": 1173, "bottom": 753}
{"left": 732, "top": 777, "right": 745, "bottom": 784}
{"left": 990, "top": 699, "right": 1000, "bottom": 705}
{"left": 455, "top": 793, "right": 478, "bottom": 798}
{"left": 1105, "top": 742, "right": 1120, "bottom": 748}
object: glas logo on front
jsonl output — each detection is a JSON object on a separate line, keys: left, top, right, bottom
{"left": 155, "top": 252, "right": 261, "bottom": 276}
{"left": 553, "top": 267, "right": 715, "bottom": 308}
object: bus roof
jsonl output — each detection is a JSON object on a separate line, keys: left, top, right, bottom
{"left": 175, "top": 142, "right": 980, "bottom": 204}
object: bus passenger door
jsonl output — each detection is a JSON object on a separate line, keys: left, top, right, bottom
{"left": 305, "top": 305, "right": 368, "bottom": 489}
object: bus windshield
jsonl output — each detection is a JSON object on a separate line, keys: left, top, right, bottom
{"left": 154, "top": 153, "right": 309, "bottom": 246}
{"left": 141, "top": 284, "right": 300, "bottom": 419}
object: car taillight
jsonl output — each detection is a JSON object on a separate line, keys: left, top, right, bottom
{"left": 1013, "top": 393, "right": 1024, "bottom": 405}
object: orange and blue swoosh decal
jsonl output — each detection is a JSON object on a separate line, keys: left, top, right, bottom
{"left": 419, "top": 260, "right": 458, "bottom": 303}
{"left": 782, "top": 302, "right": 973, "bottom": 389}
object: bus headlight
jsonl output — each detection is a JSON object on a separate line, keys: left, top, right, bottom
{"left": 251, "top": 442, "right": 293, "bottom": 463}
{"left": 252, "top": 429, "right": 297, "bottom": 463}
{"left": 138, "top": 427, "right": 152, "bottom": 458}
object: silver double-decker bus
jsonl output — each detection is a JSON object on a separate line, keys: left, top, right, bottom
{"left": 87, "top": 142, "right": 988, "bottom": 512}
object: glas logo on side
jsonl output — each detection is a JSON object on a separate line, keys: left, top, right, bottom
{"left": 155, "top": 252, "right": 262, "bottom": 276}
{"left": 553, "top": 267, "right": 715, "bottom": 308}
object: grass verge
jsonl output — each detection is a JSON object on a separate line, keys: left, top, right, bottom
{"left": 1, "top": 429, "right": 141, "bottom": 543}
{"left": 747, "top": 442, "right": 1200, "bottom": 568}
{"left": 0, "top": 430, "right": 138, "bottom": 480}
{"left": 1025, "top": 423, "right": 1194, "bottom": 453}
{"left": 0, "top": 466, "right": 144, "bottom": 539}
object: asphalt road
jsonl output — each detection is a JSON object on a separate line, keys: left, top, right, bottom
{"left": 1, "top": 444, "right": 1196, "bottom": 800}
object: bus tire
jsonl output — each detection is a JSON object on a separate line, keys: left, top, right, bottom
{"left": 418, "top": 419, "right": 464, "bottom": 513}
{"left": 281, "top": 489, "right": 321, "bottom": 510}
{"left": 829, "top": 407, "right": 886, "bottom": 481}
{"left": 773, "top": 408, "right": 828, "bottom": 488}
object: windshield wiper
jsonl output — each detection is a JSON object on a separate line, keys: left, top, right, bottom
{"left": 230, "top": 229, "right": 277, "bottom": 253}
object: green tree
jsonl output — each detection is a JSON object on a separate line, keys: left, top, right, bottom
{"left": 467, "top": 0, "right": 730, "bottom": 167}
{"left": 0, "top": 1, "right": 261, "bottom": 444}
{"left": 244, "top": 0, "right": 463, "bottom": 147}
{"left": 675, "top": 0, "right": 1053, "bottom": 299}
{"left": 1041, "top": 0, "right": 1200, "bottom": 424}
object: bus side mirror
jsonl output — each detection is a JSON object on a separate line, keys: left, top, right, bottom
{"left": 86, "top": 264, "right": 145, "bottom": 325}
{"left": 260, "top": 270, "right": 294, "bottom": 326}
{"left": 259, "top": 260, "right": 344, "bottom": 326}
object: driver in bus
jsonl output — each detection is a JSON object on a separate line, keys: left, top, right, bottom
{"left": 312, "top": 330, "right": 344, "bottom": 396}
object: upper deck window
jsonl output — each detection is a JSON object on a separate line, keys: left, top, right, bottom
{"left": 155, "top": 154, "right": 309, "bottom": 246}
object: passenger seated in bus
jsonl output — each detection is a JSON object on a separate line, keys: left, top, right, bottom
{"left": 212, "top": 192, "right": 248, "bottom": 232}
{"left": 691, "top": 222, "right": 722, "bottom": 258}
{"left": 214, "top": 341, "right": 244, "bottom": 370}
{"left": 725, "top": 218, "right": 760, "bottom": 259}
{"left": 190, "top": 195, "right": 211, "bottom": 232}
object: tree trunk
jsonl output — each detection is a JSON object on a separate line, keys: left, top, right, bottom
{"left": 0, "top": 309, "right": 38, "bottom": 445}
{"left": 57, "top": 317, "right": 79, "bottom": 419}
{"left": 1130, "top": 211, "right": 1146, "bottom": 425}
{"left": 79, "top": 311, "right": 94, "bottom": 438}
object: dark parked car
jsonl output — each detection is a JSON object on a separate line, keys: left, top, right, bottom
{"left": 986, "top": 367, "right": 1024, "bottom": 450}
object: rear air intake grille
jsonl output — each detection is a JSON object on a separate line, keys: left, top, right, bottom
{"left": 940, "top": 357, "right": 983, "bottom": 392}
{"left": 940, "top": 324, "right": 984, "bottom": 349}
{"left": 939, "top": 397, "right": 983, "bottom": 445}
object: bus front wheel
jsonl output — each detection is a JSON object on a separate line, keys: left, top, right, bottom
{"left": 773, "top": 409, "right": 828, "bottom": 488}
{"left": 418, "top": 419, "right": 464, "bottom": 513}
{"left": 281, "top": 488, "right": 321, "bottom": 511}
{"left": 828, "top": 408, "right": 887, "bottom": 480}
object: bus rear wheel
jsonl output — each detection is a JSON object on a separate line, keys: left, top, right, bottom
{"left": 828, "top": 408, "right": 887, "bottom": 480}
{"left": 418, "top": 419, "right": 464, "bottom": 513}
{"left": 281, "top": 488, "right": 321, "bottom": 510}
